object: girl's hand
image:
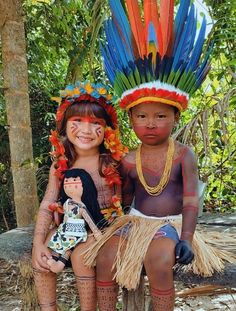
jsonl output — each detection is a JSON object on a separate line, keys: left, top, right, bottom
{"left": 64, "top": 177, "right": 83, "bottom": 203}
{"left": 32, "top": 242, "right": 52, "bottom": 272}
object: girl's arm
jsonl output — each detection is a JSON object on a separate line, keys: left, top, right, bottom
{"left": 32, "top": 163, "right": 60, "bottom": 271}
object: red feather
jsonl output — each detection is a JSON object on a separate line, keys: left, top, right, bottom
{"left": 144, "top": 0, "right": 163, "bottom": 56}
{"left": 126, "top": 0, "right": 146, "bottom": 57}
{"left": 160, "top": 0, "right": 174, "bottom": 56}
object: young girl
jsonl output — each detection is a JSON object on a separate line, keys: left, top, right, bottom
{"left": 32, "top": 81, "right": 127, "bottom": 311}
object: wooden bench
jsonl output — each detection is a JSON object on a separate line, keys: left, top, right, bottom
{"left": 0, "top": 214, "right": 235, "bottom": 310}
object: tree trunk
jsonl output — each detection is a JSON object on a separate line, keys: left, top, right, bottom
{"left": 0, "top": 0, "right": 38, "bottom": 226}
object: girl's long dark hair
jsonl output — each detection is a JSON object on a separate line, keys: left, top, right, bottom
{"left": 59, "top": 168, "right": 107, "bottom": 229}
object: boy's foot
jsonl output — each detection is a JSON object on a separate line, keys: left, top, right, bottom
{"left": 47, "top": 258, "right": 65, "bottom": 273}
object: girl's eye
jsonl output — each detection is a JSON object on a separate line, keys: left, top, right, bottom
{"left": 93, "top": 121, "right": 100, "bottom": 125}
{"left": 74, "top": 118, "right": 82, "bottom": 122}
{"left": 157, "top": 115, "right": 166, "bottom": 119}
{"left": 137, "top": 114, "right": 146, "bottom": 119}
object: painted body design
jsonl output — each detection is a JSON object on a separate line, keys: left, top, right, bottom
{"left": 119, "top": 142, "right": 199, "bottom": 239}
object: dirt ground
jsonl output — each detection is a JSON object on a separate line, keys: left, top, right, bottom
{"left": 0, "top": 259, "right": 235, "bottom": 311}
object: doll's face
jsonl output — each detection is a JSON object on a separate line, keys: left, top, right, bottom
{"left": 66, "top": 115, "right": 106, "bottom": 152}
{"left": 129, "top": 102, "right": 179, "bottom": 146}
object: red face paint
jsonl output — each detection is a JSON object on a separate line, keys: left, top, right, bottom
{"left": 66, "top": 115, "right": 106, "bottom": 152}
{"left": 130, "top": 102, "right": 177, "bottom": 145}
{"left": 68, "top": 116, "right": 106, "bottom": 127}
{"left": 71, "top": 122, "right": 79, "bottom": 134}
{"left": 95, "top": 127, "right": 102, "bottom": 137}
{"left": 132, "top": 124, "right": 173, "bottom": 145}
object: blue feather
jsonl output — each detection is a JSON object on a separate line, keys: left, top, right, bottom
{"left": 185, "top": 15, "right": 206, "bottom": 72}
{"left": 172, "top": 4, "right": 195, "bottom": 72}
{"left": 104, "top": 20, "right": 128, "bottom": 69}
{"left": 100, "top": 43, "right": 116, "bottom": 83}
{"left": 110, "top": 20, "right": 133, "bottom": 67}
{"left": 173, "top": 0, "right": 191, "bottom": 52}
{"left": 103, "top": 22, "right": 120, "bottom": 69}
{"left": 193, "top": 49, "right": 212, "bottom": 91}
{"left": 109, "top": 0, "right": 134, "bottom": 58}
{"left": 194, "top": 65, "right": 210, "bottom": 91}
{"left": 197, "top": 42, "right": 213, "bottom": 75}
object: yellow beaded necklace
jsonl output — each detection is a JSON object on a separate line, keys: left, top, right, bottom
{"left": 136, "top": 138, "right": 175, "bottom": 196}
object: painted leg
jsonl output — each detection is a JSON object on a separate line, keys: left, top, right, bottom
{"left": 75, "top": 275, "right": 97, "bottom": 311}
{"left": 96, "top": 280, "right": 119, "bottom": 311}
{"left": 71, "top": 236, "right": 97, "bottom": 311}
{"left": 144, "top": 237, "right": 176, "bottom": 311}
{"left": 96, "top": 236, "right": 121, "bottom": 311}
{"left": 33, "top": 269, "right": 57, "bottom": 311}
{"left": 150, "top": 287, "right": 175, "bottom": 311}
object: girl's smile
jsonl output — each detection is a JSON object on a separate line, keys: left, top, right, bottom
{"left": 66, "top": 116, "right": 105, "bottom": 152}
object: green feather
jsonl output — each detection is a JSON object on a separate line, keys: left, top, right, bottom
{"left": 134, "top": 67, "right": 141, "bottom": 86}
{"left": 127, "top": 72, "right": 137, "bottom": 88}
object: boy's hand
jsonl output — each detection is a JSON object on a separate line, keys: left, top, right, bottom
{"left": 175, "top": 240, "right": 194, "bottom": 265}
{"left": 64, "top": 177, "right": 83, "bottom": 203}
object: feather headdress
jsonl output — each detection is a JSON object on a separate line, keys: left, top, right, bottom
{"left": 101, "top": 0, "right": 212, "bottom": 111}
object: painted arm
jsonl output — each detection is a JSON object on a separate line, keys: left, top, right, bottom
{"left": 175, "top": 147, "right": 199, "bottom": 265}
{"left": 33, "top": 163, "right": 60, "bottom": 245}
{"left": 119, "top": 157, "right": 135, "bottom": 213}
{"left": 32, "top": 163, "right": 60, "bottom": 271}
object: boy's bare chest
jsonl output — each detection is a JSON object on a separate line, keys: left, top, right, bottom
{"left": 140, "top": 152, "right": 166, "bottom": 173}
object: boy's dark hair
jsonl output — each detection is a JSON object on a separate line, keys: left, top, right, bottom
{"left": 59, "top": 168, "right": 107, "bottom": 229}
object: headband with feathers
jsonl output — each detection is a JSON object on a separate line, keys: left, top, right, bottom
{"left": 101, "top": 0, "right": 212, "bottom": 111}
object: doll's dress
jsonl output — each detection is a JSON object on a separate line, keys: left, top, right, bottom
{"left": 48, "top": 198, "right": 87, "bottom": 255}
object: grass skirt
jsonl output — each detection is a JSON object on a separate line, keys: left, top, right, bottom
{"left": 83, "top": 214, "right": 236, "bottom": 290}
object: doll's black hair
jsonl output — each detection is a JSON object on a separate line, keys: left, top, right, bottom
{"left": 59, "top": 168, "right": 107, "bottom": 229}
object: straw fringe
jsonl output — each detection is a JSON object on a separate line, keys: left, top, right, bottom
{"left": 83, "top": 215, "right": 135, "bottom": 267}
{"left": 83, "top": 216, "right": 236, "bottom": 290}
{"left": 185, "top": 229, "right": 236, "bottom": 277}
{"left": 113, "top": 217, "right": 181, "bottom": 290}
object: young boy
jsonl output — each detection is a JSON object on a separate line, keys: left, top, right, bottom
{"left": 94, "top": 101, "right": 198, "bottom": 311}
{"left": 83, "top": 1, "right": 235, "bottom": 310}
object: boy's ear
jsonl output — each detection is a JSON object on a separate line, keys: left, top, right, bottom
{"left": 175, "top": 111, "right": 180, "bottom": 124}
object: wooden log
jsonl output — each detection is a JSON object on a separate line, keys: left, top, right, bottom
{"left": 122, "top": 278, "right": 145, "bottom": 311}
{"left": 0, "top": 222, "right": 235, "bottom": 286}
{"left": 0, "top": 215, "right": 235, "bottom": 311}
